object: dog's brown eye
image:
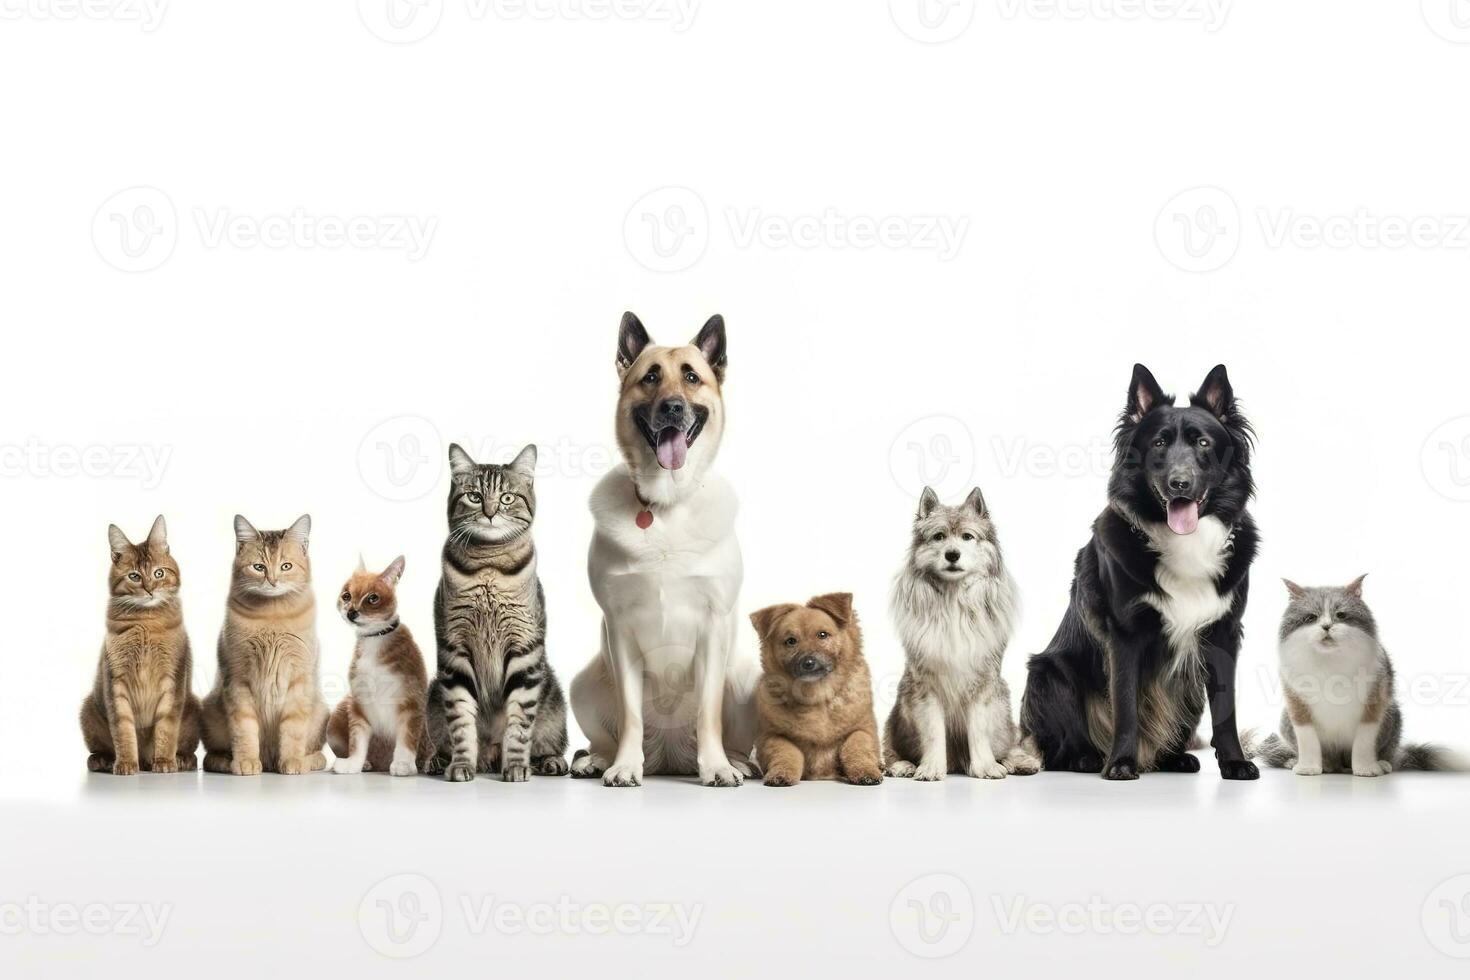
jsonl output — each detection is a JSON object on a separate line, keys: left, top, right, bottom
{"left": 341, "top": 592, "right": 350, "bottom": 602}
{"left": 1153, "top": 438, "right": 1166, "bottom": 448}
{"left": 367, "top": 594, "right": 380, "bottom": 605}
{"left": 931, "top": 532, "right": 945, "bottom": 542}
{"left": 642, "top": 369, "right": 658, "bottom": 384}
{"left": 683, "top": 370, "right": 699, "bottom": 384}
{"left": 1198, "top": 438, "right": 1210, "bottom": 449}
{"left": 817, "top": 631, "right": 829, "bottom": 640}
{"left": 784, "top": 637, "right": 797, "bottom": 646}
{"left": 961, "top": 533, "right": 975, "bottom": 542}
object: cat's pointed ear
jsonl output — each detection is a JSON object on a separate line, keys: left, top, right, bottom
{"left": 448, "top": 443, "right": 477, "bottom": 477}
{"left": 383, "top": 555, "right": 406, "bottom": 586}
{"left": 510, "top": 444, "right": 538, "bottom": 479}
{"left": 691, "top": 314, "right": 727, "bottom": 382}
{"left": 749, "top": 603, "right": 798, "bottom": 643}
{"left": 1283, "top": 579, "right": 1307, "bottom": 600}
{"left": 147, "top": 515, "right": 169, "bottom": 555}
{"left": 233, "top": 515, "right": 258, "bottom": 553}
{"left": 808, "top": 592, "right": 855, "bottom": 629}
{"left": 1192, "top": 364, "right": 1235, "bottom": 422}
{"left": 107, "top": 524, "right": 131, "bottom": 562}
{"left": 1345, "top": 574, "right": 1367, "bottom": 598}
{"left": 617, "top": 311, "right": 651, "bottom": 378}
{"left": 964, "top": 487, "right": 988, "bottom": 518}
{"left": 356, "top": 553, "right": 367, "bottom": 572}
{"left": 917, "top": 487, "right": 940, "bottom": 519}
{"left": 286, "top": 514, "right": 311, "bottom": 552}
{"left": 1126, "top": 363, "right": 1169, "bottom": 423}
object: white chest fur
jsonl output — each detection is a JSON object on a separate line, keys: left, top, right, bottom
{"left": 1139, "top": 516, "right": 1234, "bottom": 666}
{"left": 351, "top": 635, "right": 407, "bottom": 733}
{"left": 1279, "top": 629, "right": 1380, "bottom": 746}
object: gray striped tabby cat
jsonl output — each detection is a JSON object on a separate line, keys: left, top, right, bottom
{"left": 427, "top": 443, "right": 569, "bottom": 781}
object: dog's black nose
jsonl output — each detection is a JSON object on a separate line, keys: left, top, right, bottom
{"left": 659, "top": 400, "right": 684, "bottom": 419}
{"left": 347, "top": 609, "right": 359, "bottom": 622}
{"left": 945, "top": 550, "right": 961, "bottom": 563}
{"left": 1168, "top": 475, "right": 1193, "bottom": 493}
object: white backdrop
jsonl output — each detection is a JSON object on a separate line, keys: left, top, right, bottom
{"left": 5, "top": 3, "right": 1470, "bottom": 977}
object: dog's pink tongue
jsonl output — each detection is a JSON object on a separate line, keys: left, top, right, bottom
{"left": 1167, "top": 499, "right": 1200, "bottom": 535}
{"left": 656, "top": 428, "right": 688, "bottom": 470}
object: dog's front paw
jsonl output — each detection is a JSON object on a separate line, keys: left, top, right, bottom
{"left": 913, "top": 761, "right": 946, "bottom": 782}
{"left": 699, "top": 760, "right": 744, "bottom": 787}
{"left": 763, "top": 770, "right": 798, "bottom": 787}
{"left": 112, "top": 759, "right": 139, "bottom": 776}
{"left": 969, "top": 760, "right": 1008, "bottom": 780}
{"left": 176, "top": 753, "right": 198, "bottom": 772}
{"left": 570, "top": 751, "right": 606, "bottom": 779}
{"left": 503, "top": 764, "right": 530, "bottom": 783}
{"left": 603, "top": 762, "right": 643, "bottom": 787}
{"left": 87, "top": 754, "right": 113, "bottom": 773}
{"left": 848, "top": 769, "right": 883, "bottom": 786}
{"left": 445, "top": 761, "right": 476, "bottom": 782}
{"left": 1155, "top": 753, "right": 1202, "bottom": 773}
{"left": 1219, "top": 759, "right": 1259, "bottom": 780}
{"left": 885, "top": 760, "right": 917, "bottom": 778}
{"left": 389, "top": 760, "right": 417, "bottom": 777}
{"left": 230, "top": 757, "right": 262, "bottom": 777}
{"left": 150, "top": 757, "right": 178, "bottom": 774}
{"left": 1103, "top": 757, "right": 1139, "bottom": 781}
{"left": 333, "top": 758, "right": 364, "bottom": 775}
{"left": 1003, "top": 752, "right": 1041, "bottom": 776}
{"left": 1292, "top": 761, "right": 1322, "bottom": 776}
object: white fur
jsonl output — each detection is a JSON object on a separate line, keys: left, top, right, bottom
{"left": 1140, "top": 515, "right": 1234, "bottom": 677}
{"left": 1279, "top": 622, "right": 1382, "bottom": 766}
{"left": 333, "top": 629, "right": 415, "bottom": 776}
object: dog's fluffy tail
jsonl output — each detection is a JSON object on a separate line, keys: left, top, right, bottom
{"left": 1241, "top": 728, "right": 1296, "bottom": 769}
{"left": 1395, "top": 743, "right": 1470, "bottom": 772}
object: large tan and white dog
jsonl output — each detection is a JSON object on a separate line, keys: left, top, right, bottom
{"left": 568, "top": 312, "right": 760, "bottom": 787}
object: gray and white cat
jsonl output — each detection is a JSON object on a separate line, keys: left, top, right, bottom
{"left": 426, "top": 443, "right": 569, "bottom": 781}
{"left": 1250, "top": 576, "right": 1465, "bottom": 775}
{"left": 883, "top": 487, "right": 1039, "bottom": 780}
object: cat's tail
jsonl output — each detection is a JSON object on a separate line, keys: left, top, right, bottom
{"left": 1394, "top": 743, "right": 1470, "bottom": 772}
{"left": 1241, "top": 728, "right": 1296, "bottom": 769}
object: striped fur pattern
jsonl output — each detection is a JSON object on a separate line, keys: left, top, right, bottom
{"left": 80, "top": 516, "right": 201, "bottom": 774}
{"left": 200, "top": 515, "right": 330, "bottom": 776}
{"left": 426, "top": 443, "right": 568, "bottom": 782}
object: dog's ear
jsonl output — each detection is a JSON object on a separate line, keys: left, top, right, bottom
{"left": 617, "top": 311, "right": 651, "bottom": 378}
{"left": 1344, "top": 573, "right": 1367, "bottom": 599}
{"left": 1192, "top": 364, "right": 1235, "bottom": 422}
{"left": 691, "top": 314, "right": 727, "bottom": 382}
{"left": 917, "top": 486, "right": 940, "bottom": 519}
{"left": 1283, "top": 578, "right": 1307, "bottom": 600}
{"left": 963, "top": 487, "right": 987, "bottom": 518}
{"left": 749, "top": 604, "right": 797, "bottom": 643}
{"left": 1125, "top": 363, "right": 1169, "bottom": 423}
{"left": 807, "top": 592, "right": 855, "bottom": 629}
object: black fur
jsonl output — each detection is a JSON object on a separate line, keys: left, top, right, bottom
{"left": 1019, "top": 364, "right": 1261, "bottom": 780}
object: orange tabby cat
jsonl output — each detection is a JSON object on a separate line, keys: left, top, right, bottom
{"left": 200, "top": 515, "right": 330, "bottom": 775}
{"left": 327, "top": 556, "right": 432, "bottom": 776}
{"left": 80, "top": 516, "right": 201, "bottom": 774}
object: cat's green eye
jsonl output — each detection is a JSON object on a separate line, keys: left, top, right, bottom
{"left": 127, "top": 572, "right": 141, "bottom": 582}
{"left": 499, "top": 492, "right": 515, "bottom": 506}
{"left": 366, "top": 594, "right": 380, "bottom": 605}
{"left": 153, "top": 569, "right": 164, "bottom": 579}
{"left": 467, "top": 492, "right": 482, "bottom": 504}
{"left": 280, "top": 563, "right": 292, "bottom": 571}
{"left": 252, "top": 563, "right": 266, "bottom": 572}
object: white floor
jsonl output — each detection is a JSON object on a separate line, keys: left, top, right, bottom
{"left": 4, "top": 760, "right": 1469, "bottom": 978}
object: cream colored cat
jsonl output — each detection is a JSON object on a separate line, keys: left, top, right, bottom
{"left": 201, "top": 515, "right": 329, "bottom": 775}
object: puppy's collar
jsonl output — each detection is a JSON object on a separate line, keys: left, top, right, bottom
{"left": 360, "top": 618, "right": 399, "bottom": 638}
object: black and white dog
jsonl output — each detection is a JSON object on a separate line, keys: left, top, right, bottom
{"left": 1019, "top": 364, "right": 1260, "bottom": 780}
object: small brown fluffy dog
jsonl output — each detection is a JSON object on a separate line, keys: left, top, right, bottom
{"left": 327, "top": 556, "right": 431, "bottom": 776}
{"left": 750, "top": 593, "right": 883, "bottom": 786}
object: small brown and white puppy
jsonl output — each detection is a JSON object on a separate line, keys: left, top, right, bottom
{"left": 750, "top": 593, "right": 883, "bottom": 787}
{"left": 327, "top": 556, "right": 431, "bottom": 776}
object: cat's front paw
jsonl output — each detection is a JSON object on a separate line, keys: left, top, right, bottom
{"left": 230, "top": 757, "right": 263, "bottom": 777}
{"left": 1353, "top": 760, "right": 1391, "bottom": 778}
{"left": 968, "top": 759, "right": 1008, "bottom": 780}
{"left": 176, "top": 753, "right": 198, "bottom": 772}
{"left": 277, "top": 756, "right": 307, "bottom": 776}
{"left": 150, "top": 757, "right": 178, "bottom": 774}
{"left": 885, "top": 760, "right": 917, "bottom": 778}
{"left": 534, "top": 755, "right": 569, "bottom": 777}
{"left": 502, "top": 764, "right": 530, "bottom": 783}
{"left": 1293, "top": 761, "right": 1322, "bottom": 776}
{"left": 445, "top": 761, "right": 476, "bottom": 782}
{"left": 333, "top": 758, "right": 364, "bottom": 775}
{"left": 112, "top": 759, "right": 139, "bottom": 776}
{"left": 87, "top": 754, "right": 113, "bottom": 773}
{"left": 1219, "top": 759, "right": 1259, "bottom": 780}
{"left": 389, "top": 760, "right": 417, "bottom": 777}
{"left": 913, "top": 761, "right": 946, "bottom": 782}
